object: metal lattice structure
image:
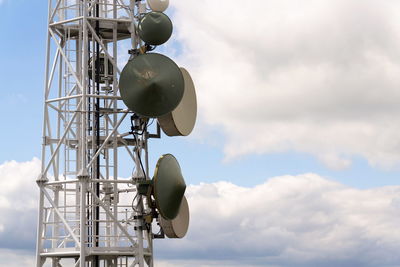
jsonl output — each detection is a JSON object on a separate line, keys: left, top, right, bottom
{"left": 36, "top": 1, "right": 159, "bottom": 266}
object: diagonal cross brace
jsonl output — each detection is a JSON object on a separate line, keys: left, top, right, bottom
{"left": 88, "top": 187, "right": 137, "bottom": 246}
{"left": 86, "top": 21, "right": 121, "bottom": 76}
{"left": 86, "top": 112, "right": 128, "bottom": 169}
{"left": 42, "top": 187, "right": 81, "bottom": 248}
{"left": 42, "top": 99, "right": 82, "bottom": 177}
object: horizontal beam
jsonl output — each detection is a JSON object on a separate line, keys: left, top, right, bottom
{"left": 46, "top": 94, "right": 122, "bottom": 104}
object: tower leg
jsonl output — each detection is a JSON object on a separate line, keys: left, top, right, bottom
{"left": 80, "top": 177, "right": 87, "bottom": 267}
{"left": 36, "top": 185, "right": 45, "bottom": 267}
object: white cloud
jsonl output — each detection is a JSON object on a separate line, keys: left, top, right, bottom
{"left": 0, "top": 249, "right": 35, "bottom": 266}
{"left": 170, "top": 0, "right": 400, "bottom": 169}
{"left": 156, "top": 260, "right": 276, "bottom": 267}
{"left": 156, "top": 175, "right": 400, "bottom": 266}
{"left": 2, "top": 159, "right": 400, "bottom": 266}
{"left": 0, "top": 158, "right": 40, "bottom": 209}
{"left": 0, "top": 158, "right": 40, "bottom": 250}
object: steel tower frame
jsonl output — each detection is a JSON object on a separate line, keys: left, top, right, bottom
{"left": 36, "top": 1, "right": 156, "bottom": 266}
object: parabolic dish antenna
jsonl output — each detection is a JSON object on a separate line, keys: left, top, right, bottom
{"left": 159, "top": 196, "right": 190, "bottom": 238}
{"left": 158, "top": 67, "right": 197, "bottom": 136}
{"left": 153, "top": 154, "right": 186, "bottom": 220}
{"left": 138, "top": 12, "right": 173, "bottom": 46}
{"left": 119, "top": 53, "right": 184, "bottom": 117}
{"left": 148, "top": 0, "right": 169, "bottom": 12}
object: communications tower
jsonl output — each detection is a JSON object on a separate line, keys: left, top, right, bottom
{"left": 36, "top": 1, "right": 196, "bottom": 266}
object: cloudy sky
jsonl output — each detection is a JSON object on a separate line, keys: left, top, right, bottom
{"left": 1, "top": 0, "right": 400, "bottom": 266}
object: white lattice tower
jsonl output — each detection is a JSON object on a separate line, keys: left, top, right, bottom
{"left": 36, "top": 1, "right": 156, "bottom": 266}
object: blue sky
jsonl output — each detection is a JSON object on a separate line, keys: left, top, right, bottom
{"left": 1, "top": 0, "right": 400, "bottom": 189}
{"left": 0, "top": 1, "right": 46, "bottom": 162}
{"left": 1, "top": 0, "right": 400, "bottom": 266}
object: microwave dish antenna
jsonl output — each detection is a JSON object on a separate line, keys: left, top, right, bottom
{"left": 148, "top": 0, "right": 170, "bottom": 12}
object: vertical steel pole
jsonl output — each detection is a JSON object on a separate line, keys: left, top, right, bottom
{"left": 80, "top": 1, "right": 88, "bottom": 173}
{"left": 112, "top": 0, "right": 119, "bottom": 250}
{"left": 94, "top": 3, "right": 101, "bottom": 265}
{"left": 144, "top": 137, "right": 154, "bottom": 267}
{"left": 108, "top": 0, "right": 118, "bottom": 253}
{"left": 80, "top": 0, "right": 89, "bottom": 266}
{"left": 80, "top": 176, "right": 87, "bottom": 267}
{"left": 36, "top": 0, "right": 53, "bottom": 266}
{"left": 40, "top": 0, "right": 52, "bottom": 177}
{"left": 35, "top": 184, "right": 45, "bottom": 267}
{"left": 52, "top": 187, "right": 60, "bottom": 267}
